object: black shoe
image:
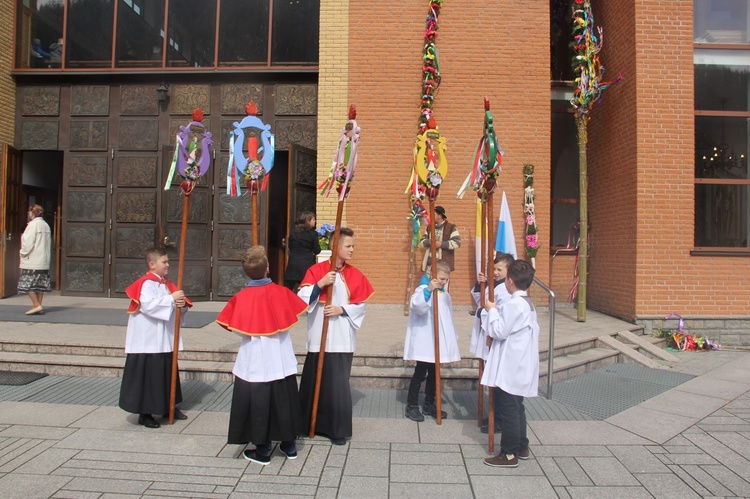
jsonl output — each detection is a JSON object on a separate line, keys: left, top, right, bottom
{"left": 422, "top": 403, "right": 447, "bottom": 419}
{"left": 280, "top": 445, "right": 298, "bottom": 460}
{"left": 330, "top": 438, "right": 347, "bottom": 446}
{"left": 405, "top": 405, "right": 425, "bottom": 422}
{"left": 163, "top": 409, "right": 187, "bottom": 421}
{"left": 243, "top": 449, "right": 271, "bottom": 465}
{"left": 138, "top": 414, "right": 160, "bottom": 429}
{"left": 468, "top": 309, "right": 476, "bottom": 316}
{"left": 480, "top": 420, "right": 502, "bottom": 434}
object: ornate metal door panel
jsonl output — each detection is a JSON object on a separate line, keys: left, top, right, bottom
{"left": 285, "top": 143, "right": 317, "bottom": 267}
{"left": 212, "top": 155, "right": 268, "bottom": 299}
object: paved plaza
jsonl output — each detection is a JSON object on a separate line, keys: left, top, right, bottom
{"left": 0, "top": 294, "right": 749, "bottom": 498}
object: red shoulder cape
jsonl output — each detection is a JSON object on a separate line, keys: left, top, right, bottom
{"left": 216, "top": 282, "right": 308, "bottom": 336}
{"left": 299, "top": 261, "right": 374, "bottom": 303}
{"left": 125, "top": 273, "right": 193, "bottom": 313}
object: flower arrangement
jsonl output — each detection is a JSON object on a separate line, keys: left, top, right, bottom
{"left": 523, "top": 164, "right": 539, "bottom": 267}
{"left": 651, "top": 312, "right": 721, "bottom": 351}
{"left": 316, "top": 223, "right": 336, "bottom": 250}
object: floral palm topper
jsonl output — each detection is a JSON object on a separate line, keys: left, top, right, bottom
{"left": 523, "top": 164, "right": 538, "bottom": 265}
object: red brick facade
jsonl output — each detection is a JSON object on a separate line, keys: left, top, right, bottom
{"left": 346, "top": 0, "right": 551, "bottom": 306}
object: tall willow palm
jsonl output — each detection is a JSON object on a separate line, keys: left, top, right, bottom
{"left": 570, "top": 0, "right": 622, "bottom": 322}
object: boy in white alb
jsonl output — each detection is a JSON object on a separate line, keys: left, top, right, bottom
{"left": 119, "top": 247, "right": 190, "bottom": 429}
{"left": 403, "top": 260, "right": 461, "bottom": 422}
{"left": 481, "top": 259, "right": 539, "bottom": 468}
{"left": 216, "top": 246, "right": 308, "bottom": 465}
{"left": 297, "top": 227, "right": 374, "bottom": 445}
{"left": 470, "top": 252, "right": 514, "bottom": 433}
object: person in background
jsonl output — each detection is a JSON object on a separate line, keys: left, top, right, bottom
{"left": 48, "top": 38, "right": 63, "bottom": 63}
{"left": 18, "top": 204, "right": 52, "bottom": 315}
{"left": 284, "top": 211, "right": 320, "bottom": 292}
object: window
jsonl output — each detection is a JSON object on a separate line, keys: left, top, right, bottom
{"left": 166, "top": 0, "right": 216, "bottom": 68}
{"left": 551, "top": 89, "right": 580, "bottom": 248}
{"left": 66, "top": 0, "right": 114, "bottom": 68}
{"left": 14, "top": 0, "right": 320, "bottom": 70}
{"left": 16, "top": 0, "right": 64, "bottom": 69}
{"left": 694, "top": 0, "right": 750, "bottom": 251}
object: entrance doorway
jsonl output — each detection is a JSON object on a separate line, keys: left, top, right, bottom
{"left": 21, "top": 151, "right": 63, "bottom": 290}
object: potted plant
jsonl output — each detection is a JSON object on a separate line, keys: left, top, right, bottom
{"left": 316, "top": 223, "right": 335, "bottom": 263}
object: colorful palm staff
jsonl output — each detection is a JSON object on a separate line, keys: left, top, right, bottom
{"left": 164, "top": 108, "right": 213, "bottom": 195}
{"left": 227, "top": 101, "right": 275, "bottom": 196}
{"left": 319, "top": 105, "right": 359, "bottom": 201}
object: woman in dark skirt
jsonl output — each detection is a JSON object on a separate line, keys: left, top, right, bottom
{"left": 284, "top": 211, "right": 320, "bottom": 292}
{"left": 18, "top": 204, "right": 52, "bottom": 315}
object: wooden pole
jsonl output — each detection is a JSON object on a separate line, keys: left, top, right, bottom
{"left": 168, "top": 194, "right": 190, "bottom": 425}
{"left": 251, "top": 191, "right": 259, "bottom": 246}
{"left": 428, "top": 198, "right": 442, "bottom": 425}
{"left": 404, "top": 242, "right": 418, "bottom": 316}
{"left": 309, "top": 200, "right": 345, "bottom": 437}
{"left": 477, "top": 200, "right": 486, "bottom": 427}
{"left": 486, "top": 192, "right": 495, "bottom": 453}
{"left": 576, "top": 117, "right": 588, "bottom": 322}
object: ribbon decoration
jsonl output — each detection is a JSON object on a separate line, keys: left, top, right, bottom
{"left": 164, "top": 108, "right": 213, "bottom": 195}
{"left": 318, "top": 105, "right": 360, "bottom": 201}
{"left": 405, "top": 0, "right": 446, "bottom": 232}
{"left": 226, "top": 102, "right": 275, "bottom": 196}
{"left": 663, "top": 312, "right": 685, "bottom": 333}
{"left": 457, "top": 97, "right": 502, "bottom": 200}
{"left": 570, "top": 0, "right": 623, "bottom": 120}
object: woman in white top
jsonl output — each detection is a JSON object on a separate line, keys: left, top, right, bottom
{"left": 18, "top": 204, "right": 52, "bottom": 315}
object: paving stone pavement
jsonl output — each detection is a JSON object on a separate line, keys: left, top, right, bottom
{"left": 0, "top": 350, "right": 747, "bottom": 498}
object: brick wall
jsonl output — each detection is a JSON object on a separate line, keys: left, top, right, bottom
{"left": 316, "top": 0, "right": 350, "bottom": 226}
{"left": 585, "top": 1, "right": 638, "bottom": 319}
{"left": 345, "top": 0, "right": 551, "bottom": 305}
{"left": 0, "top": 0, "right": 16, "bottom": 145}
{"left": 589, "top": 0, "right": 749, "bottom": 320}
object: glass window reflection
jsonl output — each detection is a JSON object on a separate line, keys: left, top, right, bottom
{"left": 271, "top": 0, "right": 318, "bottom": 64}
{"left": 218, "top": 0, "right": 268, "bottom": 66}
{"left": 66, "top": 0, "right": 114, "bottom": 68}
{"left": 695, "top": 51, "right": 750, "bottom": 111}
{"left": 16, "top": 0, "right": 64, "bottom": 68}
{"left": 116, "top": 0, "right": 165, "bottom": 67}
{"left": 696, "top": 116, "right": 749, "bottom": 179}
{"left": 695, "top": 184, "right": 749, "bottom": 247}
{"left": 166, "top": 0, "right": 216, "bottom": 68}
{"left": 694, "top": 0, "right": 749, "bottom": 44}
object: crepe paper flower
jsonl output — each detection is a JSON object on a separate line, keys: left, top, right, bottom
{"left": 523, "top": 164, "right": 539, "bottom": 260}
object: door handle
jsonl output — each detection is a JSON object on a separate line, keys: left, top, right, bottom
{"left": 281, "top": 237, "right": 286, "bottom": 249}
{"left": 5, "top": 233, "right": 11, "bottom": 241}
{"left": 163, "top": 236, "right": 177, "bottom": 247}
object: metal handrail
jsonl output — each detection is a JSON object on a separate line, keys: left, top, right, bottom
{"left": 533, "top": 277, "right": 556, "bottom": 400}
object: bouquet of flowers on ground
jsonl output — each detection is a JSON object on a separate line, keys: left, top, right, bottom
{"left": 316, "top": 223, "right": 336, "bottom": 250}
{"left": 651, "top": 312, "right": 721, "bottom": 351}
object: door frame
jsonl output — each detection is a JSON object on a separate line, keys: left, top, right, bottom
{"left": 1, "top": 144, "right": 24, "bottom": 298}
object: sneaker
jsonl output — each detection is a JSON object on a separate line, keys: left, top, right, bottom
{"left": 518, "top": 448, "right": 531, "bottom": 460}
{"left": 423, "top": 403, "right": 447, "bottom": 419}
{"left": 480, "top": 420, "right": 502, "bottom": 434}
{"left": 484, "top": 452, "right": 518, "bottom": 468}
{"left": 405, "top": 405, "right": 425, "bottom": 422}
{"left": 242, "top": 449, "right": 271, "bottom": 465}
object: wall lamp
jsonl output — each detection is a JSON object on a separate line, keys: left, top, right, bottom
{"left": 157, "top": 83, "right": 170, "bottom": 103}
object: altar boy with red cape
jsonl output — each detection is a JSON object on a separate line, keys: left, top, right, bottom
{"left": 297, "top": 227, "right": 374, "bottom": 445}
{"left": 119, "top": 247, "right": 191, "bottom": 429}
{"left": 216, "top": 246, "right": 308, "bottom": 465}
